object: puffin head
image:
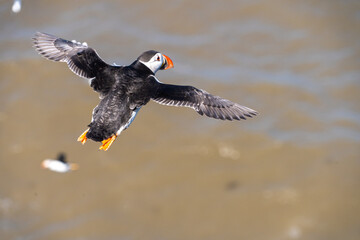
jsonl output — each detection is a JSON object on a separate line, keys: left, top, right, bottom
{"left": 137, "top": 50, "right": 174, "bottom": 73}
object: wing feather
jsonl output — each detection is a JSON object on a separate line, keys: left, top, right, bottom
{"left": 33, "top": 32, "right": 114, "bottom": 97}
{"left": 152, "top": 81, "right": 258, "bottom": 121}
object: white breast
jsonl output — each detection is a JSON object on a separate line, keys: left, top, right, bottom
{"left": 41, "top": 159, "right": 70, "bottom": 173}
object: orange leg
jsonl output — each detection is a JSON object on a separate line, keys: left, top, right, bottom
{"left": 99, "top": 135, "right": 117, "bottom": 151}
{"left": 77, "top": 128, "right": 89, "bottom": 145}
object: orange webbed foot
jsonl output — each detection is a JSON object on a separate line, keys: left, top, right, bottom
{"left": 99, "top": 135, "right": 117, "bottom": 151}
{"left": 77, "top": 128, "right": 89, "bottom": 145}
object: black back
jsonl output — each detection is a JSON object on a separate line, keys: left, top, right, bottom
{"left": 56, "top": 153, "right": 67, "bottom": 163}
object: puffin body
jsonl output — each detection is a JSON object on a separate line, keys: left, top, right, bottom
{"left": 33, "top": 32, "right": 257, "bottom": 151}
{"left": 41, "top": 153, "right": 79, "bottom": 173}
{"left": 83, "top": 63, "right": 158, "bottom": 145}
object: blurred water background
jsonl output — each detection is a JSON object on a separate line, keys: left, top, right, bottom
{"left": 0, "top": 0, "right": 359, "bottom": 239}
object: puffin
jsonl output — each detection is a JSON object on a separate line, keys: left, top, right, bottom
{"left": 41, "top": 153, "right": 79, "bottom": 173}
{"left": 33, "top": 32, "right": 258, "bottom": 151}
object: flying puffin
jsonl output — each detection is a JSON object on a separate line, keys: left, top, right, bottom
{"left": 33, "top": 32, "right": 258, "bottom": 151}
{"left": 41, "top": 153, "right": 79, "bottom": 173}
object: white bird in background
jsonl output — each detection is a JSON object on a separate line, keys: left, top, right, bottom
{"left": 41, "top": 153, "right": 79, "bottom": 173}
{"left": 12, "top": 0, "right": 21, "bottom": 13}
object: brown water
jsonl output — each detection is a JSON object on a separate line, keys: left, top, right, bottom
{"left": 1, "top": 1, "right": 360, "bottom": 239}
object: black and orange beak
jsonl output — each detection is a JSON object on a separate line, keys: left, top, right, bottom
{"left": 161, "top": 54, "right": 174, "bottom": 70}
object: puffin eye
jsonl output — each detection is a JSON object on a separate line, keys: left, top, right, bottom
{"left": 156, "top": 56, "right": 160, "bottom": 61}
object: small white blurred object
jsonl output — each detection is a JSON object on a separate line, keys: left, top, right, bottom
{"left": 41, "top": 153, "right": 79, "bottom": 173}
{"left": 12, "top": 0, "right": 21, "bottom": 13}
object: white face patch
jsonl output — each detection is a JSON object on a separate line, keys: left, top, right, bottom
{"left": 139, "top": 53, "right": 164, "bottom": 73}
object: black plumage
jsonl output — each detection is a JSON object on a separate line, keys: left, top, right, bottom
{"left": 33, "top": 32, "right": 257, "bottom": 151}
{"left": 57, "top": 153, "right": 67, "bottom": 163}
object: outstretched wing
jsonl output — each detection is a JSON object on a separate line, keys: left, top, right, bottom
{"left": 152, "top": 81, "right": 258, "bottom": 121}
{"left": 33, "top": 32, "right": 114, "bottom": 97}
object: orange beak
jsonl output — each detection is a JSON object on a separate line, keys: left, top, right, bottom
{"left": 162, "top": 54, "right": 174, "bottom": 70}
